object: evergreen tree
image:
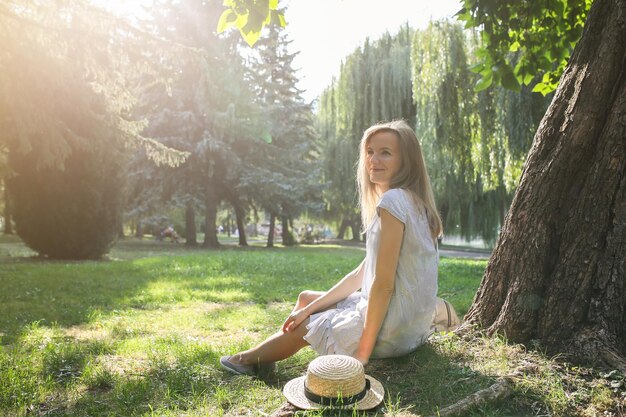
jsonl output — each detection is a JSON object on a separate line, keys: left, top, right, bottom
{"left": 126, "top": 0, "right": 258, "bottom": 248}
{"left": 0, "top": 1, "right": 185, "bottom": 258}
{"left": 243, "top": 23, "right": 320, "bottom": 247}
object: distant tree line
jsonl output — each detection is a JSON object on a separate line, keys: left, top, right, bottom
{"left": 1, "top": 1, "right": 556, "bottom": 259}
{"left": 0, "top": 0, "right": 318, "bottom": 258}
{"left": 318, "top": 22, "right": 552, "bottom": 245}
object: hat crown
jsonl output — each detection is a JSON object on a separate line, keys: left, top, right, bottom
{"left": 305, "top": 355, "right": 366, "bottom": 398}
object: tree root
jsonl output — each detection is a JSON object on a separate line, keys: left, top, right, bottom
{"left": 429, "top": 367, "right": 533, "bottom": 417}
{"left": 430, "top": 377, "right": 513, "bottom": 417}
{"left": 600, "top": 348, "right": 626, "bottom": 374}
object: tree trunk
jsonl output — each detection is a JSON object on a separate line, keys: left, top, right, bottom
{"left": 135, "top": 220, "right": 143, "bottom": 238}
{"left": 203, "top": 188, "right": 219, "bottom": 248}
{"left": 185, "top": 203, "right": 197, "bottom": 247}
{"left": 350, "top": 215, "right": 361, "bottom": 242}
{"left": 466, "top": 0, "right": 625, "bottom": 367}
{"left": 267, "top": 212, "right": 276, "bottom": 248}
{"left": 337, "top": 218, "right": 349, "bottom": 240}
{"left": 234, "top": 201, "right": 248, "bottom": 246}
{"left": 3, "top": 177, "right": 12, "bottom": 235}
{"left": 281, "top": 214, "right": 294, "bottom": 246}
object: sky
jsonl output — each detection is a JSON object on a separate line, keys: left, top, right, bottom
{"left": 282, "top": 0, "right": 463, "bottom": 102}
{"left": 94, "top": 0, "right": 463, "bottom": 102}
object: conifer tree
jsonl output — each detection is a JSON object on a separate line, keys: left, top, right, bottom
{"left": 126, "top": 0, "right": 257, "bottom": 248}
{"left": 244, "top": 23, "right": 319, "bottom": 247}
{"left": 0, "top": 1, "right": 185, "bottom": 258}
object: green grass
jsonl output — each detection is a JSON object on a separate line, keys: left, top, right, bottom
{"left": 0, "top": 237, "right": 623, "bottom": 416}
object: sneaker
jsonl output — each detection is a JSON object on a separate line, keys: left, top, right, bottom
{"left": 220, "top": 355, "right": 275, "bottom": 376}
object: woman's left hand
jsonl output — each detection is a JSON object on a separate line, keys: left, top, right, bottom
{"left": 282, "top": 308, "right": 310, "bottom": 333}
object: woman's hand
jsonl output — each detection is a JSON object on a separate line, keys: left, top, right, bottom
{"left": 282, "top": 308, "right": 310, "bottom": 333}
{"left": 354, "top": 350, "right": 370, "bottom": 366}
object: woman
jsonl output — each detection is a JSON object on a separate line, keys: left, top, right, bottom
{"left": 221, "top": 120, "right": 442, "bottom": 374}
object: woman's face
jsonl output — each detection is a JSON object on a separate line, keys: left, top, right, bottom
{"left": 366, "top": 131, "right": 402, "bottom": 193}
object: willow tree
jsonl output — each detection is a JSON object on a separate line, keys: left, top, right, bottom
{"left": 318, "top": 26, "right": 415, "bottom": 239}
{"left": 411, "top": 22, "right": 550, "bottom": 245}
{"left": 462, "top": 0, "right": 625, "bottom": 367}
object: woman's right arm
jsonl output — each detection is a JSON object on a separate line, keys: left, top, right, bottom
{"left": 282, "top": 258, "right": 365, "bottom": 332}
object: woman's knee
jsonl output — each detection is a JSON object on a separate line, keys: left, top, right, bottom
{"left": 297, "top": 290, "right": 323, "bottom": 306}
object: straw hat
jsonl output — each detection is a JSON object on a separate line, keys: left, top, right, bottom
{"left": 283, "top": 355, "right": 385, "bottom": 410}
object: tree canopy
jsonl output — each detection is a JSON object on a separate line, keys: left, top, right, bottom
{"left": 457, "top": 0, "right": 593, "bottom": 94}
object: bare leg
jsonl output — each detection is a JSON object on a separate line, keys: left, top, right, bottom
{"left": 231, "top": 290, "right": 325, "bottom": 365}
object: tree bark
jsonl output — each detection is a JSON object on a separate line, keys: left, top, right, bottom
{"left": 281, "top": 213, "right": 294, "bottom": 246}
{"left": 337, "top": 218, "right": 349, "bottom": 240}
{"left": 203, "top": 188, "right": 219, "bottom": 248}
{"left": 267, "top": 212, "right": 276, "bottom": 248}
{"left": 466, "top": 0, "right": 625, "bottom": 366}
{"left": 135, "top": 219, "right": 143, "bottom": 238}
{"left": 350, "top": 215, "right": 361, "bottom": 241}
{"left": 185, "top": 203, "right": 197, "bottom": 247}
{"left": 234, "top": 200, "right": 248, "bottom": 247}
{"left": 3, "top": 176, "right": 12, "bottom": 235}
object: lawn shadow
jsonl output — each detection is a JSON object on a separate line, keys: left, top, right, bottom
{"left": 253, "top": 342, "right": 507, "bottom": 416}
{"left": 0, "top": 240, "right": 362, "bottom": 345}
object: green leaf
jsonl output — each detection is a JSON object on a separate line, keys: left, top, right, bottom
{"left": 501, "top": 67, "right": 520, "bottom": 91}
{"left": 235, "top": 12, "right": 249, "bottom": 30}
{"left": 474, "top": 73, "right": 493, "bottom": 92}
{"left": 240, "top": 28, "right": 262, "bottom": 47}
{"left": 261, "top": 132, "right": 272, "bottom": 143}
{"left": 217, "top": 9, "right": 237, "bottom": 34}
{"left": 522, "top": 71, "right": 534, "bottom": 85}
{"left": 532, "top": 82, "right": 553, "bottom": 96}
{"left": 270, "top": 10, "right": 286, "bottom": 27}
{"left": 468, "top": 63, "right": 485, "bottom": 73}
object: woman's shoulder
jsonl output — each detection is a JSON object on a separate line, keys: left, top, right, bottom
{"left": 377, "top": 188, "right": 418, "bottom": 224}
{"left": 380, "top": 188, "right": 420, "bottom": 208}
{"left": 380, "top": 188, "right": 428, "bottom": 217}
{"left": 380, "top": 187, "right": 409, "bottom": 202}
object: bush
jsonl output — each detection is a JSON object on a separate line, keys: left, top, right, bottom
{"left": 8, "top": 146, "right": 123, "bottom": 259}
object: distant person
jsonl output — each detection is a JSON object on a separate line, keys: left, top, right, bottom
{"left": 159, "top": 225, "right": 179, "bottom": 243}
{"left": 221, "top": 120, "right": 442, "bottom": 374}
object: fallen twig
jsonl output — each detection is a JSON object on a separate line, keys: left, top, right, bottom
{"left": 432, "top": 376, "right": 513, "bottom": 417}
{"left": 430, "top": 366, "right": 534, "bottom": 417}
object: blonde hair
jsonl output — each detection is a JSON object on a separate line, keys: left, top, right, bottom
{"left": 356, "top": 120, "right": 443, "bottom": 239}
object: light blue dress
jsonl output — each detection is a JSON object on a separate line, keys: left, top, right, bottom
{"left": 304, "top": 188, "right": 439, "bottom": 358}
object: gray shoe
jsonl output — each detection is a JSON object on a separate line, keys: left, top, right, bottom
{"left": 220, "top": 355, "right": 256, "bottom": 375}
{"left": 220, "top": 355, "right": 275, "bottom": 376}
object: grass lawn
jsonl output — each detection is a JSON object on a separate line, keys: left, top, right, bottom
{"left": 0, "top": 236, "right": 623, "bottom": 416}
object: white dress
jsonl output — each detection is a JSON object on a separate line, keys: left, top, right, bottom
{"left": 304, "top": 188, "right": 439, "bottom": 358}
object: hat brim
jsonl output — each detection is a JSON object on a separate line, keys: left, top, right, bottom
{"left": 283, "top": 375, "right": 385, "bottom": 410}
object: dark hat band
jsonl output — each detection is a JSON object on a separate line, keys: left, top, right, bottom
{"left": 303, "top": 379, "right": 371, "bottom": 406}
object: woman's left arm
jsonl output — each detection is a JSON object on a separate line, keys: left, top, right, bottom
{"left": 355, "top": 208, "right": 404, "bottom": 364}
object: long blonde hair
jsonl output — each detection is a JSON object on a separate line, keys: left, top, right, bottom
{"left": 356, "top": 120, "right": 443, "bottom": 239}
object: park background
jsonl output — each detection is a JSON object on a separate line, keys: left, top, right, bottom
{"left": 0, "top": 0, "right": 624, "bottom": 416}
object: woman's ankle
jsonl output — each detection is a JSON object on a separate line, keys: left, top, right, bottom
{"left": 231, "top": 352, "right": 255, "bottom": 365}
